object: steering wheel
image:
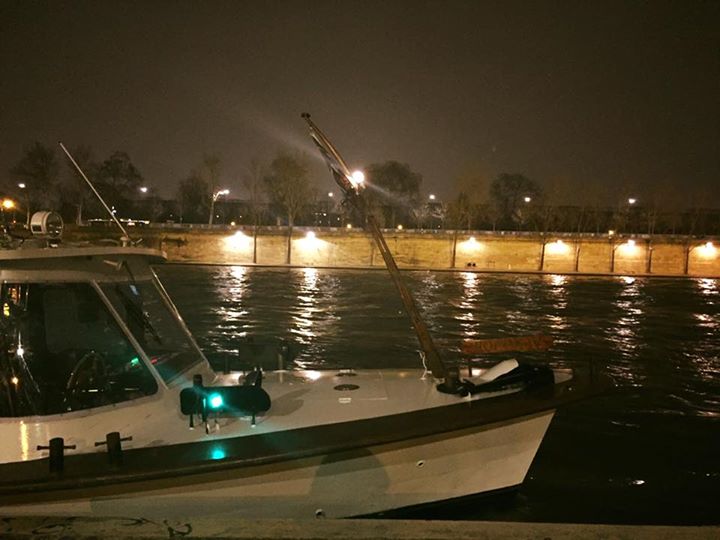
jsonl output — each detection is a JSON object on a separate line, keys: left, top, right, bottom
{"left": 64, "top": 350, "right": 110, "bottom": 410}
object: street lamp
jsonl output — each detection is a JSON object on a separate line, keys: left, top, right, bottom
{"left": 17, "top": 183, "right": 30, "bottom": 225}
{"left": 625, "top": 197, "right": 638, "bottom": 233}
{"left": 429, "top": 194, "right": 436, "bottom": 201}
{"left": 209, "top": 189, "right": 229, "bottom": 225}
{"left": 1, "top": 199, "right": 15, "bottom": 227}
{"left": 325, "top": 192, "right": 336, "bottom": 226}
{"left": 139, "top": 186, "right": 148, "bottom": 194}
{"left": 524, "top": 196, "right": 532, "bottom": 203}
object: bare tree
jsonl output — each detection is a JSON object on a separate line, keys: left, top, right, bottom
{"left": 202, "top": 154, "right": 223, "bottom": 225}
{"left": 490, "top": 173, "right": 542, "bottom": 230}
{"left": 686, "top": 186, "right": 711, "bottom": 236}
{"left": 446, "top": 192, "right": 474, "bottom": 230}
{"left": 411, "top": 202, "right": 429, "bottom": 229}
{"left": 366, "top": 161, "right": 422, "bottom": 228}
{"left": 242, "top": 158, "right": 267, "bottom": 262}
{"left": 242, "top": 158, "right": 265, "bottom": 218}
{"left": 60, "top": 145, "right": 97, "bottom": 225}
{"left": 10, "top": 142, "right": 60, "bottom": 224}
{"left": 263, "top": 152, "right": 314, "bottom": 263}
{"left": 177, "top": 172, "right": 210, "bottom": 223}
{"left": 532, "top": 177, "right": 573, "bottom": 233}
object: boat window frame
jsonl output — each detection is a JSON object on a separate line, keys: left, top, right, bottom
{"left": 90, "top": 280, "right": 169, "bottom": 391}
{"left": 94, "top": 269, "right": 211, "bottom": 385}
{"left": 150, "top": 268, "right": 213, "bottom": 381}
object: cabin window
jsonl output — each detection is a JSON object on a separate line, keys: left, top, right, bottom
{"left": 100, "top": 280, "right": 202, "bottom": 383}
{"left": 0, "top": 282, "right": 158, "bottom": 417}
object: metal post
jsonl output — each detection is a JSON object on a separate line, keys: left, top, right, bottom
{"left": 36, "top": 437, "right": 76, "bottom": 475}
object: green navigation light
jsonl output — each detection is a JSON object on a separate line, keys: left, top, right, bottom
{"left": 208, "top": 393, "right": 224, "bottom": 409}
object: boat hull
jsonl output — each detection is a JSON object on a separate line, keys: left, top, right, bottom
{"left": 0, "top": 411, "right": 553, "bottom": 519}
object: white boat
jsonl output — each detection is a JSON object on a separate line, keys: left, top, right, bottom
{"left": 0, "top": 122, "right": 605, "bottom": 519}
{"left": 0, "top": 243, "right": 601, "bottom": 519}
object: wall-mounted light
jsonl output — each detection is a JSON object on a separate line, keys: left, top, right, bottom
{"left": 546, "top": 239, "right": 570, "bottom": 255}
{"left": 616, "top": 239, "right": 639, "bottom": 257}
{"left": 698, "top": 242, "right": 717, "bottom": 258}
{"left": 611, "top": 238, "right": 642, "bottom": 272}
{"left": 459, "top": 236, "right": 482, "bottom": 250}
{"left": 224, "top": 231, "right": 252, "bottom": 252}
{"left": 296, "top": 230, "right": 326, "bottom": 254}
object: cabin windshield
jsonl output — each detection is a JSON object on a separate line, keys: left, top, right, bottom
{"left": 0, "top": 282, "right": 158, "bottom": 417}
{"left": 100, "top": 280, "right": 203, "bottom": 384}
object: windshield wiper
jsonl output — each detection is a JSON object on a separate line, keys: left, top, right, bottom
{"left": 114, "top": 284, "right": 163, "bottom": 346}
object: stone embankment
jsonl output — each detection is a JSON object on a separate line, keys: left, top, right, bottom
{"left": 67, "top": 225, "right": 720, "bottom": 278}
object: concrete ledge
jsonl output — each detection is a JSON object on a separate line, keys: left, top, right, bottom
{"left": 0, "top": 516, "right": 717, "bottom": 540}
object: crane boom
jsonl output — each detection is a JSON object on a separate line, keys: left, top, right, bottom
{"left": 302, "top": 113, "right": 449, "bottom": 381}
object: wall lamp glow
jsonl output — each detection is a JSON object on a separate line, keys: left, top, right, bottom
{"left": 224, "top": 231, "right": 252, "bottom": 252}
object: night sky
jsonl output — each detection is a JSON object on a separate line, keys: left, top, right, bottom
{"left": 1, "top": 1, "right": 718, "bottom": 206}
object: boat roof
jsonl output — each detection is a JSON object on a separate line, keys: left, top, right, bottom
{"left": 0, "top": 246, "right": 166, "bottom": 264}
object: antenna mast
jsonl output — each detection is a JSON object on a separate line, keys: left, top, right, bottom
{"left": 59, "top": 142, "right": 132, "bottom": 246}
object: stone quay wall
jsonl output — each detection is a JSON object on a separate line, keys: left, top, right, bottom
{"left": 67, "top": 225, "right": 720, "bottom": 278}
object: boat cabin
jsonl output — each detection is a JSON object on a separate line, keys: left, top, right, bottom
{"left": 0, "top": 247, "right": 209, "bottom": 418}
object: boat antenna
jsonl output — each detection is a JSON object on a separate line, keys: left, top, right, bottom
{"left": 301, "top": 113, "right": 453, "bottom": 385}
{"left": 59, "top": 142, "right": 132, "bottom": 246}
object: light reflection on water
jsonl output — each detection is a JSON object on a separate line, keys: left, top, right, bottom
{"left": 458, "top": 272, "right": 481, "bottom": 339}
{"left": 603, "top": 276, "right": 647, "bottom": 387}
{"left": 544, "top": 274, "right": 569, "bottom": 335}
{"left": 205, "top": 266, "right": 251, "bottom": 351}
{"left": 697, "top": 278, "right": 718, "bottom": 297}
{"left": 292, "top": 267, "right": 320, "bottom": 342}
{"left": 505, "top": 277, "right": 540, "bottom": 328}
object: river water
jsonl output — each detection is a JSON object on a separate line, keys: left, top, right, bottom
{"left": 155, "top": 265, "right": 720, "bottom": 525}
